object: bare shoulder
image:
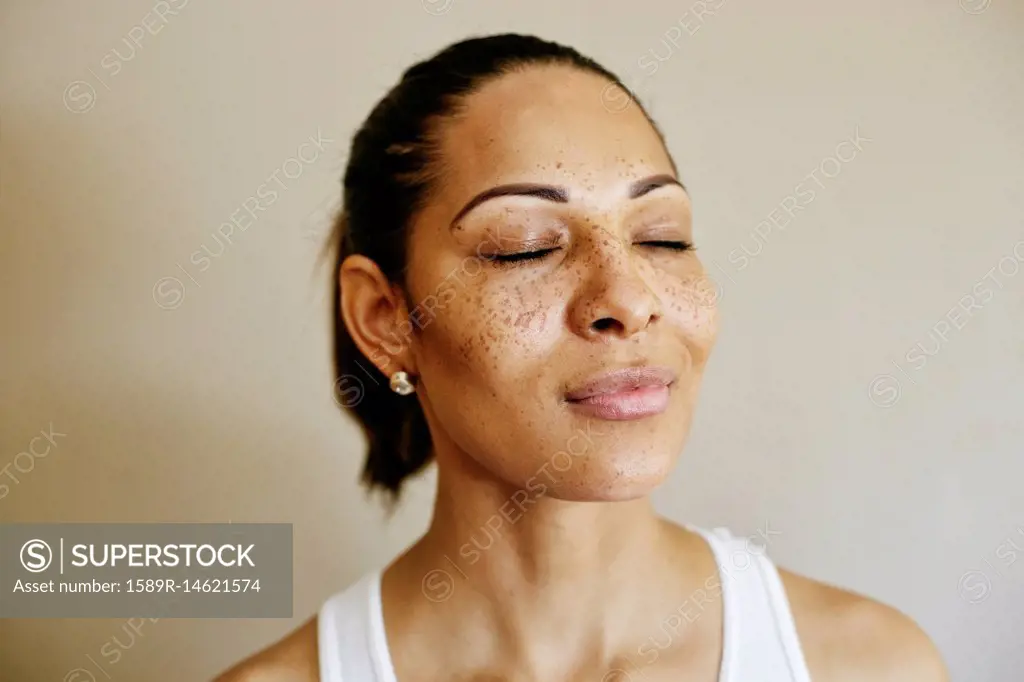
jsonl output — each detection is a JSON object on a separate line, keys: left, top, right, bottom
{"left": 211, "top": 616, "right": 320, "bottom": 682}
{"left": 778, "top": 568, "right": 949, "bottom": 682}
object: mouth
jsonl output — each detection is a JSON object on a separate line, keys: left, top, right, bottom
{"left": 564, "top": 366, "right": 676, "bottom": 421}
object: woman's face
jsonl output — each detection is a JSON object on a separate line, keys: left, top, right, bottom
{"left": 404, "top": 65, "right": 719, "bottom": 501}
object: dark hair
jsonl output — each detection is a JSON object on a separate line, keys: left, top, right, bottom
{"left": 331, "top": 33, "right": 662, "bottom": 505}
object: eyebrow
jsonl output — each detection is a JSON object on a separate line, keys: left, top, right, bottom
{"left": 449, "top": 173, "right": 687, "bottom": 229}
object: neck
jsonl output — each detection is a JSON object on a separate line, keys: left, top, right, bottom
{"left": 424, "top": 465, "right": 667, "bottom": 588}
{"left": 390, "top": 457, "right": 688, "bottom": 675}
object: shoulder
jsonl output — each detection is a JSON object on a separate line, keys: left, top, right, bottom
{"left": 211, "top": 616, "right": 320, "bottom": 682}
{"left": 778, "top": 568, "right": 949, "bottom": 682}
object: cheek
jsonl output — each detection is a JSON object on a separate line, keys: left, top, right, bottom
{"left": 415, "top": 270, "right": 566, "bottom": 384}
{"left": 410, "top": 271, "right": 580, "bottom": 482}
{"left": 659, "top": 262, "right": 719, "bottom": 335}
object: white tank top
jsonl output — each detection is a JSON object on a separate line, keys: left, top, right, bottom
{"left": 317, "top": 526, "right": 813, "bottom": 682}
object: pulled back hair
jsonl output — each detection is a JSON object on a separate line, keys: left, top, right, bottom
{"left": 330, "top": 33, "right": 658, "bottom": 505}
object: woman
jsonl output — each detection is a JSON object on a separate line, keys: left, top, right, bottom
{"left": 217, "top": 33, "right": 948, "bottom": 682}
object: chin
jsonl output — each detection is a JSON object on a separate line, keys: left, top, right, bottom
{"left": 542, "top": 453, "right": 676, "bottom": 502}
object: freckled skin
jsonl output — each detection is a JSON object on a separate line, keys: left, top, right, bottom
{"left": 403, "top": 65, "right": 719, "bottom": 500}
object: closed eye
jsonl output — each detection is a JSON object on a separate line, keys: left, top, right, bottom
{"left": 488, "top": 240, "right": 693, "bottom": 267}
{"left": 639, "top": 240, "right": 695, "bottom": 252}
{"left": 489, "top": 247, "right": 561, "bottom": 265}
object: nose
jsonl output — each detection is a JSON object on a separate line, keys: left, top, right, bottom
{"left": 570, "top": 241, "right": 663, "bottom": 340}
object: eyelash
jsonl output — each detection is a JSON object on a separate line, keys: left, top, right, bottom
{"left": 490, "top": 241, "right": 695, "bottom": 266}
{"left": 641, "top": 240, "right": 694, "bottom": 252}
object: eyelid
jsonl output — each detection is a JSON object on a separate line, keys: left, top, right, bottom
{"left": 507, "top": 235, "right": 563, "bottom": 249}
{"left": 480, "top": 230, "right": 564, "bottom": 254}
{"left": 633, "top": 223, "right": 691, "bottom": 243}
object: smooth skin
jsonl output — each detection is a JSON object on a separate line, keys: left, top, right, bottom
{"left": 216, "top": 65, "right": 949, "bottom": 681}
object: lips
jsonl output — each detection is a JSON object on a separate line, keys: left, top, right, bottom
{"left": 564, "top": 366, "right": 677, "bottom": 402}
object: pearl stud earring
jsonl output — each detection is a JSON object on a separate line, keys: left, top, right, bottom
{"left": 389, "top": 370, "right": 415, "bottom": 395}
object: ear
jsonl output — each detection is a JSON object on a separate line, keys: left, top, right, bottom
{"left": 338, "top": 254, "right": 418, "bottom": 382}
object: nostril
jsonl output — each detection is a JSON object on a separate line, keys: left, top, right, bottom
{"left": 592, "top": 318, "right": 617, "bottom": 332}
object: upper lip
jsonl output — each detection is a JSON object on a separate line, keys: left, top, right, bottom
{"left": 564, "top": 365, "right": 677, "bottom": 401}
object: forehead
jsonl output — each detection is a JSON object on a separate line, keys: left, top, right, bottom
{"left": 430, "top": 65, "right": 676, "bottom": 207}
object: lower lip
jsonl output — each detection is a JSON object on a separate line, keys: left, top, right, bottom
{"left": 565, "top": 385, "right": 671, "bottom": 421}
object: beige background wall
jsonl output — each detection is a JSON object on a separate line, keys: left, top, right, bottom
{"left": 1, "top": 0, "right": 1022, "bottom": 679}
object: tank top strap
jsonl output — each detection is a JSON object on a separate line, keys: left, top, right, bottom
{"left": 318, "top": 570, "right": 395, "bottom": 682}
{"left": 685, "top": 525, "right": 813, "bottom": 682}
